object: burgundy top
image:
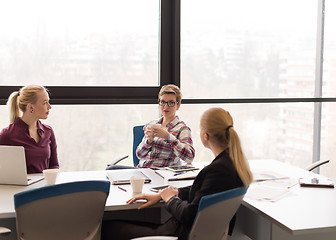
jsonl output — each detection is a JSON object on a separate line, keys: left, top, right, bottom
{"left": 0, "top": 118, "right": 59, "bottom": 173}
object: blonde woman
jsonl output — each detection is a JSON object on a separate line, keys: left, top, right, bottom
{"left": 0, "top": 84, "right": 59, "bottom": 173}
{"left": 102, "top": 107, "right": 252, "bottom": 240}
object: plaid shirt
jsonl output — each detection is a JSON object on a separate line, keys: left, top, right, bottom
{"left": 136, "top": 116, "right": 195, "bottom": 168}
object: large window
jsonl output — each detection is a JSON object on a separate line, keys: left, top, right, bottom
{"left": 320, "top": 103, "right": 336, "bottom": 177}
{"left": 1, "top": 0, "right": 336, "bottom": 180}
{"left": 179, "top": 103, "right": 314, "bottom": 169}
{"left": 0, "top": 0, "right": 159, "bottom": 86}
{"left": 181, "top": 0, "right": 317, "bottom": 99}
{"left": 0, "top": 105, "right": 159, "bottom": 171}
{"left": 49, "top": 105, "right": 159, "bottom": 171}
{"left": 180, "top": 0, "right": 335, "bottom": 179}
{"left": 320, "top": 0, "right": 336, "bottom": 177}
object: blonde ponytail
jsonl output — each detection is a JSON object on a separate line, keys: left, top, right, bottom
{"left": 6, "top": 85, "right": 46, "bottom": 124}
{"left": 227, "top": 128, "right": 253, "bottom": 186}
{"left": 200, "top": 107, "right": 253, "bottom": 187}
{"left": 7, "top": 91, "right": 20, "bottom": 124}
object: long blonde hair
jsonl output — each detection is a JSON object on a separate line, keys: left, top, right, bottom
{"left": 7, "top": 85, "right": 47, "bottom": 124}
{"left": 200, "top": 107, "right": 253, "bottom": 186}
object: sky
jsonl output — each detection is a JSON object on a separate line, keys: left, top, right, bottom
{"left": 0, "top": 0, "right": 159, "bottom": 37}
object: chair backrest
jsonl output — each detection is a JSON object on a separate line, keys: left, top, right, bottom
{"left": 132, "top": 125, "right": 145, "bottom": 166}
{"left": 14, "top": 180, "right": 110, "bottom": 240}
{"left": 188, "top": 187, "right": 247, "bottom": 240}
{"left": 306, "top": 159, "right": 329, "bottom": 172}
{"left": 0, "top": 226, "right": 11, "bottom": 236}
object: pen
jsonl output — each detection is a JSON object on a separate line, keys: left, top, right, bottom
{"left": 118, "top": 186, "right": 127, "bottom": 192}
{"left": 154, "top": 170, "right": 164, "bottom": 178}
{"left": 174, "top": 171, "right": 186, "bottom": 176}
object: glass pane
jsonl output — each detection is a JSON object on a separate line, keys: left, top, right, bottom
{"left": 1, "top": 104, "right": 159, "bottom": 171}
{"left": 323, "top": 0, "right": 336, "bottom": 97}
{"left": 179, "top": 103, "right": 314, "bottom": 169}
{"left": 320, "top": 103, "right": 336, "bottom": 179}
{"left": 0, "top": 0, "right": 159, "bottom": 86}
{"left": 0, "top": 106, "right": 8, "bottom": 130}
{"left": 1, "top": 103, "right": 317, "bottom": 171}
{"left": 181, "top": 0, "right": 317, "bottom": 98}
{"left": 50, "top": 105, "right": 159, "bottom": 171}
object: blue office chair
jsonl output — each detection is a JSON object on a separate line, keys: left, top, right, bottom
{"left": 188, "top": 187, "right": 248, "bottom": 240}
{"left": 131, "top": 187, "right": 247, "bottom": 240}
{"left": 14, "top": 180, "right": 110, "bottom": 240}
{"left": 106, "top": 125, "right": 144, "bottom": 169}
{"left": 131, "top": 125, "right": 145, "bottom": 166}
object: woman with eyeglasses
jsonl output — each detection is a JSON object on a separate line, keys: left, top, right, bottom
{"left": 136, "top": 84, "right": 195, "bottom": 168}
{"left": 101, "top": 107, "right": 253, "bottom": 240}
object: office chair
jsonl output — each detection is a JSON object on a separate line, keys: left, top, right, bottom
{"left": 130, "top": 237, "right": 177, "bottom": 240}
{"left": 188, "top": 187, "right": 247, "bottom": 240}
{"left": 14, "top": 180, "right": 110, "bottom": 240}
{"left": 131, "top": 187, "right": 247, "bottom": 240}
{"left": 0, "top": 226, "right": 11, "bottom": 236}
{"left": 106, "top": 125, "right": 144, "bottom": 169}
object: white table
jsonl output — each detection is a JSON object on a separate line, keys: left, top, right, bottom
{"left": 234, "top": 160, "right": 336, "bottom": 240}
{"left": 0, "top": 168, "right": 192, "bottom": 219}
{"left": 2, "top": 161, "right": 336, "bottom": 240}
{"left": 0, "top": 168, "right": 193, "bottom": 240}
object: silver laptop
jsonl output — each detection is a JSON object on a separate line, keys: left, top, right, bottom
{"left": 0, "top": 145, "right": 44, "bottom": 186}
{"left": 106, "top": 169, "right": 151, "bottom": 185}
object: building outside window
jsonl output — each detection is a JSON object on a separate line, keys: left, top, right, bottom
{"left": 0, "top": 0, "right": 335, "bottom": 178}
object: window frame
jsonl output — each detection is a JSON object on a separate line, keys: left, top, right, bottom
{"left": 0, "top": 0, "right": 181, "bottom": 105}
{"left": 0, "top": 0, "right": 334, "bottom": 170}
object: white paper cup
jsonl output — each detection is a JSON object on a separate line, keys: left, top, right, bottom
{"left": 43, "top": 169, "right": 59, "bottom": 185}
{"left": 130, "top": 176, "right": 145, "bottom": 193}
{"left": 146, "top": 122, "right": 161, "bottom": 130}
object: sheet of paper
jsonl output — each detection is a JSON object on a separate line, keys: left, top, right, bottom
{"left": 246, "top": 184, "right": 292, "bottom": 202}
{"left": 253, "top": 170, "right": 289, "bottom": 182}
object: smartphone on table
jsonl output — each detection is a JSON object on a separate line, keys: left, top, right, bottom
{"left": 150, "top": 185, "right": 170, "bottom": 192}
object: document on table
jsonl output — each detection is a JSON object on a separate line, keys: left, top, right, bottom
{"left": 246, "top": 178, "right": 298, "bottom": 202}
{"left": 246, "top": 185, "right": 292, "bottom": 202}
{"left": 253, "top": 170, "right": 289, "bottom": 182}
{"left": 154, "top": 169, "right": 200, "bottom": 181}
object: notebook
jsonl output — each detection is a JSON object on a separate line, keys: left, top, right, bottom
{"left": 165, "top": 165, "right": 199, "bottom": 173}
{"left": 154, "top": 169, "right": 200, "bottom": 181}
{"left": 106, "top": 169, "right": 151, "bottom": 185}
{"left": 0, "top": 145, "right": 45, "bottom": 186}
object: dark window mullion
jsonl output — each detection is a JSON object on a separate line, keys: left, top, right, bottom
{"left": 160, "top": 0, "right": 180, "bottom": 87}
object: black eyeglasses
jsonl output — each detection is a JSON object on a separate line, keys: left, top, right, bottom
{"left": 158, "top": 100, "right": 178, "bottom": 107}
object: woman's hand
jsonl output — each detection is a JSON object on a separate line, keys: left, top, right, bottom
{"left": 150, "top": 125, "right": 170, "bottom": 140}
{"left": 127, "top": 193, "right": 162, "bottom": 209}
{"left": 160, "top": 186, "right": 178, "bottom": 202}
{"left": 143, "top": 125, "right": 155, "bottom": 144}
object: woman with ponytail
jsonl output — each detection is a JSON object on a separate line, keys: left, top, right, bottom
{"left": 199, "top": 107, "right": 253, "bottom": 187}
{"left": 0, "top": 84, "right": 59, "bottom": 173}
{"left": 101, "top": 107, "right": 252, "bottom": 240}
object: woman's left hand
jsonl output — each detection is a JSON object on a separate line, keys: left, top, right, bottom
{"left": 150, "top": 125, "right": 170, "bottom": 139}
{"left": 160, "top": 186, "right": 178, "bottom": 202}
{"left": 127, "top": 193, "right": 162, "bottom": 209}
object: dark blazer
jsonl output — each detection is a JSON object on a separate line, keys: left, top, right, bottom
{"left": 165, "top": 149, "right": 243, "bottom": 238}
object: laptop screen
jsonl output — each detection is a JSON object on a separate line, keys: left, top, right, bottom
{"left": 0, "top": 145, "right": 44, "bottom": 186}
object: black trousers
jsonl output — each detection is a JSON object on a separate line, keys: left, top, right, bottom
{"left": 101, "top": 217, "right": 188, "bottom": 240}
